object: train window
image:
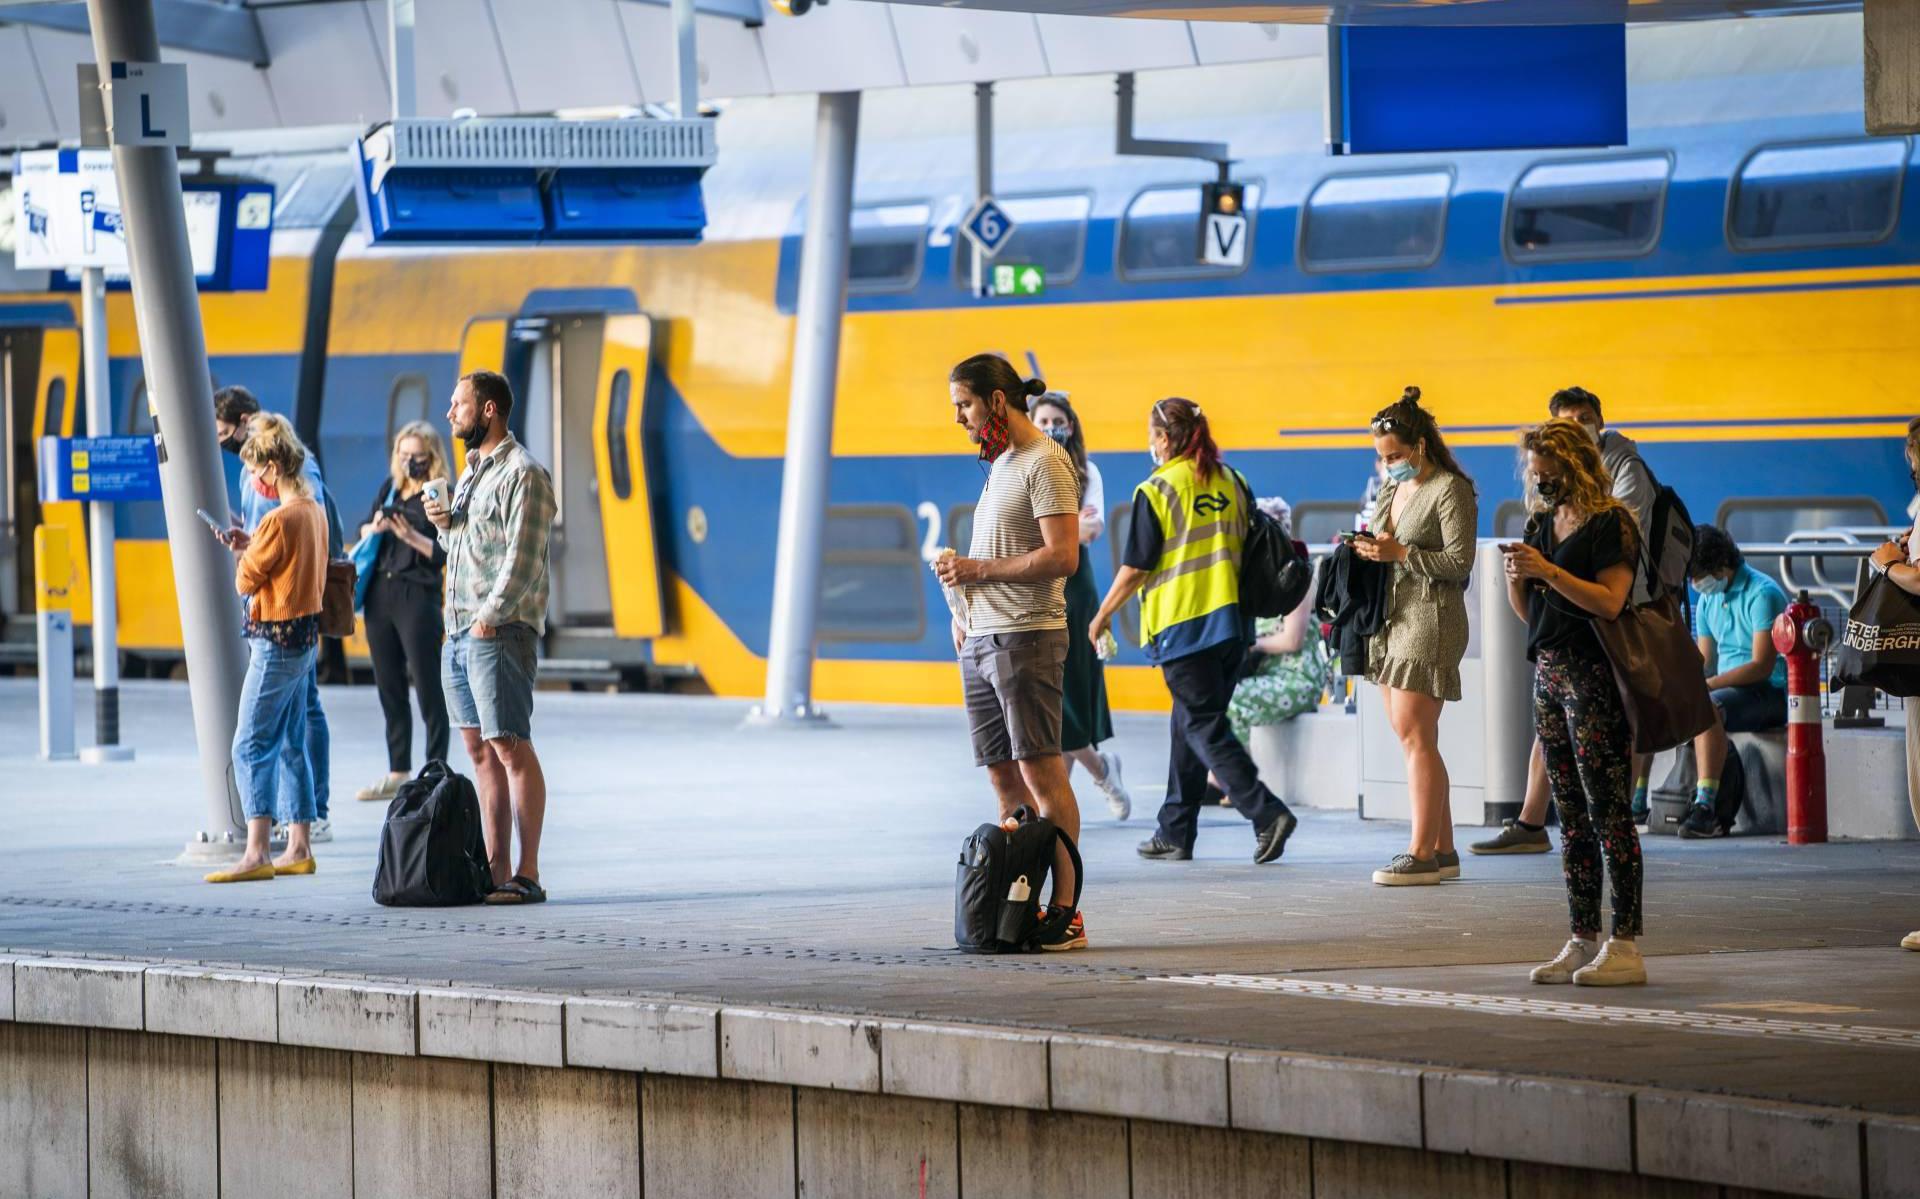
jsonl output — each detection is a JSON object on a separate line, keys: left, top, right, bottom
{"left": 1288, "top": 501, "right": 1357, "bottom": 549}
{"left": 849, "top": 202, "right": 931, "bottom": 295}
{"left": 820, "top": 505, "right": 925, "bottom": 642}
{"left": 1300, "top": 170, "right": 1451, "bottom": 273}
{"left": 1493, "top": 499, "right": 1530, "bottom": 539}
{"left": 1120, "top": 183, "right": 1262, "bottom": 280}
{"left": 385, "top": 374, "right": 431, "bottom": 446}
{"left": 43, "top": 377, "right": 65, "bottom": 436}
{"left": 1106, "top": 502, "right": 1142, "bottom": 644}
{"left": 1729, "top": 139, "right": 1909, "bottom": 251}
{"left": 606, "top": 368, "right": 633, "bottom": 501}
{"left": 951, "top": 193, "right": 1091, "bottom": 290}
{"left": 1508, "top": 155, "right": 1670, "bottom": 261}
{"left": 947, "top": 504, "right": 975, "bottom": 557}
{"left": 1715, "top": 495, "right": 1890, "bottom": 595}
{"left": 125, "top": 380, "right": 154, "bottom": 436}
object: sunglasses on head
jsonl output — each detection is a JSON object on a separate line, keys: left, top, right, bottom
{"left": 1371, "top": 416, "right": 1400, "bottom": 436}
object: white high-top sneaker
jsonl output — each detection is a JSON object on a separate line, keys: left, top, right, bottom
{"left": 1574, "top": 938, "right": 1647, "bottom": 987}
{"left": 1529, "top": 938, "right": 1598, "bottom": 984}
{"left": 1095, "top": 750, "right": 1132, "bottom": 821}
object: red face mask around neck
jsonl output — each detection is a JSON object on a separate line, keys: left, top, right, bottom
{"left": 252, "top": 473, "right": 279, "bottom": 501}
{"left": 976, "top": 404, "right": 1012, "bottom": 464}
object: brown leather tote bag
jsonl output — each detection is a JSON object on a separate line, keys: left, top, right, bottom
{"left": 1592, "top": 586, "right": 1716, "bottom": 754}
{"left": 320, "top": 558, "right": 358, "bottom": 639}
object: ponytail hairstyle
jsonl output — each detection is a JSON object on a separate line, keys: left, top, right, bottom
{"left": 949, "top": 353, "right": 1045, "bottom": 415}
{"left": 239, "top": 412, "right": 314, "bottom": 501}
{"left": 1151, "top": 397, "right": 1222, "bottom": 483}
{"left": 1030, "top": 392, "right": 1089, "bottom": 494}
{"left": 1370, "top": 386, "right": 1472, "bottom": 485}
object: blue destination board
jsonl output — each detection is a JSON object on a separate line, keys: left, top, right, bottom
{"left": 38, "top": 436, "right": 162, "bottom": 502}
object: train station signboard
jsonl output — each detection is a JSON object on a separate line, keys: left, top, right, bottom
{"left": 38, "top": 435, "right": 163, "bottom": 503}
{"left": 960, "top": 197, "right": 1017, "bottom": 259}
{"left": 989, "top": 263, "right": 1045, "bottom": 297}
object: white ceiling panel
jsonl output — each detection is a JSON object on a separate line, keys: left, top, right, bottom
{"left": 1034, "top": 14, "right": 1196, "bottom": 75}
{"left": 170, "top": 46, "right": 283, "bottom": 132}
{"left": 22, "top": 28, "right": 92, "bottom": 141}
{"left": 1189, "top": 21, "right": 1324, "bottom": 65}
{"left": 756, "top": 3, "right": 907, "bottom": 95}
{"left": 258, "top": 1, "right": 391, "bottom": 128}
{"left": 489, "top": 0, "right": 642, "bottom": 113}
{"left": 0, "top": 27, "right": 57, "bottom": 146}
{"left": 889, "top": 8, "right": 1050, "bottom": 86}
{"left": 618, "top": 4, "right": 773, "bottom": 103}
{"left": 367, "top": 0, "right": 521, "bottom": 117}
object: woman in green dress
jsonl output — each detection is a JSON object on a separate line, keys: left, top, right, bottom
{"left": 1030, "top": 393, "right": 1134, "bottom": 821}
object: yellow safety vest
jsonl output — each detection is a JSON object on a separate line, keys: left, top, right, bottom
{"left": 1135, "top": 457, "right": 1246, "bottom": 662}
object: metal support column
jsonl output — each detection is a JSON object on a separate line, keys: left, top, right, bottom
{"left": 388, "top": 0, "right": 416, "bottom": 120}
{"left": 752, "top": 91, "right": 859, "bottom": 726}
{"left": 971, "top": 82, "right": 992, "bottom": 297}
{"left": 84, "top": 0, "right": 247, "bottom": 855}
{"left": 672, "top": 0, "right": 699, "bottom": 117}
{"left": 1323, "top": 25, "right": 1347, "bottom": 155}
{"left": 79, "top": 267, "right": 132, "bottom": 763}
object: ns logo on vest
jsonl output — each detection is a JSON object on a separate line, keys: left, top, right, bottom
{"left": 1193, "top": 491, "right": 1233, "bottom": 516}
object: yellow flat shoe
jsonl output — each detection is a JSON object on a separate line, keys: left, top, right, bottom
{"left": 274, "top": 858, "right": 317, "bottom": 876}
{"left": 204, "top": 863, "right": 276, "bottom": 884}
{"left": 1903, "top": 931, "right": 1920, "bottom": 951}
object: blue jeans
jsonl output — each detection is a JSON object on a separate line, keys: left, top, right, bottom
{"left": 290, "top": 663, "right": 330, "bottom": 821}
{"left": 234, "top": 637, "right": 318, "bottom": 824}
{"left": 443, "top": 625, "right": 538, "bottom": 742}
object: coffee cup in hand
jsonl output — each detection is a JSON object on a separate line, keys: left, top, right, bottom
{"left": 422, "top": 478, "right": 449, "bottom": 507}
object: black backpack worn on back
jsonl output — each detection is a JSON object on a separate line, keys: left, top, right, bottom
{"left": 1232, "top": 470, "right": 1312, "bottom": 620}
{"left": 1641, "top": 464, "right": 1696, "bottom": 598}
{"left": 373, "top": 761, "right": 494, "bottom": 906}
{"left": 955, "top": 807, "right": 1084, "bottom": 954}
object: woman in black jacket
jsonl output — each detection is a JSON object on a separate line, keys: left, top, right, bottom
{"left": 353, "top": 422, "right": 451, "bottom": 803}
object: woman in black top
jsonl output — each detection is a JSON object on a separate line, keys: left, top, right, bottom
{"left": 1501, "top": 419, "right": 1645, "bottom": 988}
{"left": 353, "top": 422, "right": 451, "bottom": 803}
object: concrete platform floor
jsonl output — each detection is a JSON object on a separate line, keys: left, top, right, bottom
{"left": 4, "top": 679, "right": 1918, "bottom": 1118}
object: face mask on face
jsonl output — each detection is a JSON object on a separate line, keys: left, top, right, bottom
{"left": 406, "top": 455, "right": 430, "bottom": 480}
{"left": 220, "top": 432, "right": 244, "bottom": 455}
{"left": 251, "top": 471, "right": 279, "bottom": 501}
{"left": 1535, "top": 476, "right": 1566, "bottom": 508}
{"left": 1045, "top": 426, "right": 1072, "bottom": 448}
{"left": 1580, "top": 422, "right": 1602, "bottom": 444}
{"left": 1695, "top": 574, "right": 1728, "bottom": 596}
{"left": 1385, "top": 460, "right": 1418, "bottom": 484}
{"left": 976, "top": 403, "right": 1012, "bottom": 464}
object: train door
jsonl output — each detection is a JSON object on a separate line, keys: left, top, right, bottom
{"left": 33, "top": 329, "right": 89, "bottom": 625}
{"left": 592, "top": 315, "right": 663, "bottom": 638}
{"left": 520, "top": 314, "right": 613, "bottom": 628}
{"left": 0, "top": 326, "right": 89, "bottom": 628}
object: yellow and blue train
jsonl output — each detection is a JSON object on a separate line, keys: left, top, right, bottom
{"left": 3, "top": 53, "right": 1916, "bottom": 711}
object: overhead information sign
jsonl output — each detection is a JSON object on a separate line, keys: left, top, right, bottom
{"left": 9, "top": 150, "right": 273, "bottom": 290}
{"left": 960, "top": 198, "right": 1017, "bottom": 259}
{"left": 38, "top": 436, "right": 163, "bottom": 503}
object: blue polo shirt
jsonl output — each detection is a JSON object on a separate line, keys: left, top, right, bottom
{"left": 1696, "top": 563, "right": 1788, "bottom": 690}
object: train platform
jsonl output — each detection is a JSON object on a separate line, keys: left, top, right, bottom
{"left": 3, "top": 678, "right": 1919, "bottom": 1196}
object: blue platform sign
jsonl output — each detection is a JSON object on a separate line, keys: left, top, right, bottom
{"left": 38, "top": 436, "right": 162, "bottom": 503}
{"left": 960, "top": 198, "right": 1017, "bottom": 259}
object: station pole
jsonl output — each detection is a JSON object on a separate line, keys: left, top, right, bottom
{"left": 754, "top": 91, "right": 859, "bottom": 725}
{"left": 672, "top": 0, "right": 699, "bottom": 118}
{"left": 78, "top": 266, "right": 132, "bottom": 763}
{"left": 971, "top": 83, "right": 991, "bottom": 296}
{"left": 83, "top": 0, "right": 248, "bottom": 854}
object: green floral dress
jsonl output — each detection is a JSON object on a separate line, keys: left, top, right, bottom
{"left": 1228, "top": 615, "right": 1332, "bottom": 745}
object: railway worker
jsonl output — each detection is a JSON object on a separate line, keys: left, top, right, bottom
{"left": 1866, "top": 414, "right": 1920, "bottom": 952}
{"left": 1475, "top": 385, "right": 1660, "bottom": 855}
{"left": 353, "top": 421, "right": 453, "bottom": 804}
{"left": 934, "top": 354, "right": 1087, "bottom": 950}
{"left": 213, "top": 385, "right": 339, "bottom": 844}
{"left": 1354, "top": 387, "right": 1478, "bottom": 886}
{"left": 1502, "top": 419, "right": 1645, "bottom": 986}
{"left": 423, "top": 370, "right": 557, "bottom": 905}
{"left": 1027, "top": 392, "right": 1133, "bottom": 822}
{"left": 1089, "top": 397, "right": 1298, "bottom": 867}
{"left": 205, "top": 415, "right": 328, "bottom": 883}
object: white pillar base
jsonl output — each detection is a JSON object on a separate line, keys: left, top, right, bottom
{"left": 80, "top": 745, "right": 137, "bottom": 764}
{"left": 175, "top": 831, "right": 246, "bottom": 867}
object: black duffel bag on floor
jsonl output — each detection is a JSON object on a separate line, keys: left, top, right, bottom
{"left": 373, "top": 761, "right": 494, "bottom": 906}
{"left": 1830, "top": 571, "right": 1920, "bottom": 698}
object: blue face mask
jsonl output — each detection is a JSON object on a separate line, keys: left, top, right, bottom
{"left": 1695, "top": 574, "right": 1729, "bottom": 596}
{"left": 1046, "top": 426, "right": 1072, "bottom": 448}
{"left": 1385, "top": 460, "right": 1419, "bottom": 484}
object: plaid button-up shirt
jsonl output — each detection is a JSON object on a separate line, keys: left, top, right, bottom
{"left": 439, "top": 433, "right": 556, "bottom": 636}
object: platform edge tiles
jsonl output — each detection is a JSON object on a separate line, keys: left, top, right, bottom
{"left": 0, "top": 952, "right": 1912, "bottom": 1199}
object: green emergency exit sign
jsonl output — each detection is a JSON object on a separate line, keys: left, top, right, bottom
{"left": 990, "top": 263, "right": 1045, "bottom": 297}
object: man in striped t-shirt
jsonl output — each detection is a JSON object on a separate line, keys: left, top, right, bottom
{"left": 934, "top": 354, "right": 1087, "bottom": 950}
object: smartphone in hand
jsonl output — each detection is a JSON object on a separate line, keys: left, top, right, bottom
{"left": 194, "top": 508, "right": 224, "bottom": 535}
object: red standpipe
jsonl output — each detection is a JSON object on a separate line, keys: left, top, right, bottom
{"left": 1771, "top": 591, "right": 1829, "bottom": 844}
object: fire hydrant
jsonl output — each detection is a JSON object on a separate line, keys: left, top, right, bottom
{"left": 1771, "top": 589, "right": 1832, "bottom": 844}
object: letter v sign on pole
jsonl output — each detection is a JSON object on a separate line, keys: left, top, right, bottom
{"left": 1202, "top": 211, "right": 1248, "bottom": 268}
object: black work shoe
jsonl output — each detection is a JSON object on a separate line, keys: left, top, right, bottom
{"left": 1253, "top": 810, "right": 1298, "bottom": 865}
{"left": 1677, "top": 803, "right": 1724, "bottom": 839}
{"left": 1137, "top": 835, "right": 1192, "bottom": 861}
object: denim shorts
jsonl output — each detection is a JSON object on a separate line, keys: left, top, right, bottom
{"left": 959, "top": 628, "right": 1067, "bottom": 766}
{"left": 443, "top": 623, "right": 538, "bottom": 742}
{"left": 1712, "top": 682, "right": 1787, "bottom": 734}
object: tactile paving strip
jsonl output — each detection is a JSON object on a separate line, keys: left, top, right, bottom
{"left": 1153, "top": 974, "right": 1920, "bottom": 1049}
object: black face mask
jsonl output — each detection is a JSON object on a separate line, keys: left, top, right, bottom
{"left": 219, "top": 432, "right": 244, "bottom": 455}
{"left": 1536, "top": 478, "right": 1567, "bottom": 508}
{"left": 406, "top": 455, "right": 430, "bottom": 480}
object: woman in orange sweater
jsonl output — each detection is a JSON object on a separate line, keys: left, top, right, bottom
{"left": 207, "top": 414, "right": 329, "bottom": 883}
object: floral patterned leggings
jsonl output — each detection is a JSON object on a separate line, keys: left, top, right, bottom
{"left": 1534, "top": 646, "right": 1643, "bottom": 939}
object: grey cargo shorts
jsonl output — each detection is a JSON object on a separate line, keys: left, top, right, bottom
{"left": 958, "top": 628, "right": 1068, "bottom": 766}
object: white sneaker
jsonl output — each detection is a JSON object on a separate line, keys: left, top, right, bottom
{"left": 310, "top": 818, "right": 332, "bottom": 844}
{"left": 1530, "top": 937, "right": 1598, "bottom": 984}
{"left": 1095, "top": 750, "right": 1132, "bottom": 821}
{"left": 1574, "top": 938, "right": 1647, "bottom": 987}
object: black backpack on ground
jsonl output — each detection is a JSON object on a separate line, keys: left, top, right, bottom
{"left": 1232, "top": 470, "right": 1312, "bottom": 620}
{"left": 1647, "top": 745, "right": 1746, "bottom": 836}
{"left": 373, "top": 761, "right": 494, "bottom": 906}
{"left": 955, "top": 807, "right": 1084, "bottom": 954}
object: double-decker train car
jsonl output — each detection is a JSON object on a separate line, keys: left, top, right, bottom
{"left": 2, "top": 14, "right": 1915, "bottom": 709}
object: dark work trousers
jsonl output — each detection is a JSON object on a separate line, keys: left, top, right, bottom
{"left": 364, "top": 576, "right": 450, "bottom": 774}
{"left": 1156, "top": 638, "right": 1289, "bottom": 851}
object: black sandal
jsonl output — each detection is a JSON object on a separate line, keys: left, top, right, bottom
{"left": 484, "top": 874, "right": 547, "bottom": 905}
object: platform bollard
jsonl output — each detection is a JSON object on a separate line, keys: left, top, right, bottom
{"left": 35, "top": 525, "right": 77, "bottom": 762}
{"left": 1772, "top": 589, "right": 1832, "bottom": 844}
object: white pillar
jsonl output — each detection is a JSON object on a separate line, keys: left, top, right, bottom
{"left": 1478, "top": 540, "right": 1535, "bottom": 824}
{"left": 754, "top": 91, "right": 859, "bottom": 725}
{"left": 388, "top": 0, "right": 416, "bottom": 121}
{"left": 79, "top": 266, "right": 132, "bottom": 763}
{"left": 672, "top": 0, "right": 699, "bottom": 118}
